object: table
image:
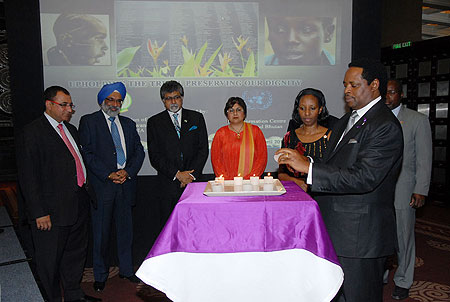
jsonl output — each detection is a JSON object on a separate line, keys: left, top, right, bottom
{"left": 136, "top": 181, "right": 343, "bottom": 302}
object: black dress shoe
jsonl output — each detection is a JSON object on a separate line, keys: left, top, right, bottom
{"left": 119, "top": 274, "right": 140, "bottom": 283}
{"left": 93, "top": 281, "right": 105, "bottom": 292}
{"left": 66, "top": 294, "right": 102, "bottom": 302}
{"left": 392, "top": 285, "right": 409, "bottom": 300}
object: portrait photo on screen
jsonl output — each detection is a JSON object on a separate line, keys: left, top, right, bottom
{"left": 264, "top": 16, "right": 336, "bottom": 66}
{"left": 41, "top": 13, "right": 111, "bottom": 66}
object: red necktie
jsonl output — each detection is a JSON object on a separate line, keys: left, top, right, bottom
{"left": 57, "top": 124, "right": 85, "bottom": 187}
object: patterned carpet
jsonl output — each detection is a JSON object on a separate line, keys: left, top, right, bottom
{"left": 382, "top": 207, "right": 450, "bottom": 302}
{"left": 77, "top": 203, "right": 449, "bottom": 301}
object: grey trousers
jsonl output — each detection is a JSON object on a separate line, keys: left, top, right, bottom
{"left": 393, "top": 207, "right": 416, "bottom": 289}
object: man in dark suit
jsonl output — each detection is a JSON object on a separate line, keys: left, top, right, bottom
{"left": 147, "top": 80, "right": 208, "bottom": 227}
{"left": 79, "top": 82, "right": 144, "bottom": 292}
{"left": 277, "top": 58, "right": 403, "bottom": 302}
{"left": 19, "top": 86, "right": 101, "bottom": 302}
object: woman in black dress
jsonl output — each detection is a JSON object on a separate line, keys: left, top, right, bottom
{"left": 278, "top": 88, "right": 332, "bottom": 191}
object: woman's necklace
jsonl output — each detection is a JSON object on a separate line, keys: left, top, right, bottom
{"left": 229, "top": 123, "right": 244, "bottom": 138}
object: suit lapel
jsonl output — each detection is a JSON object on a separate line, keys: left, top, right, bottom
{"left": 396, "top": 106, "right": 405, "bottom": 124}
{"left": 180, "top": 109, "right": 189, "bottom": 137}
{"left": 41, "top": 116, "right": 74, "bottom": 156}
{"left": 328, "top": 101, "right": 383, "bottom": 160}
{"left": 96, "top": 110, "right": 116, "bottom": 150}
{"left": 118, "top": 115, "right": 129, "bottom": 152}
{"left": 163, "top": 110, "right": 181, "bottom": 140}
{"left": 326, "top": 113, "right": 351, "bottom": 159}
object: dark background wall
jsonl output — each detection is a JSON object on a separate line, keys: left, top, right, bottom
{"left": 381, "top": 0, "right": 422, "bottom": 48}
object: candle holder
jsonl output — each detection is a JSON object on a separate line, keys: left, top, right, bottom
{"left": 250, "top": 176, "right": 260, "bottom": 186}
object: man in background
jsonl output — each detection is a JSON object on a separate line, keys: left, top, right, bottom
{"left": 147, "top": 80, "right": 208, "bottom": 228}
{"left": 79, "top": 82, "right": 144, "bottom": 292}
{"left": 47, "top": 14, "right": 108, "bottom": 65}
{"left": 385, "top": 79, "right": 432, "bottom": 300}
{"left": 19, "top": 86, "right": 100, "bottom": 302}
{"left": 277, "top": 58, "right": 403, "bottom": 301}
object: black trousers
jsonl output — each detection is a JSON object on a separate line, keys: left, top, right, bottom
{"left": 31, "top": 188, "right": 89, "bottom": 302}
{"left": 333, "top": 256, "right": 387, "bottom": 302}
{"left": 158, "top": 179, "right": 184, "bottom": 229}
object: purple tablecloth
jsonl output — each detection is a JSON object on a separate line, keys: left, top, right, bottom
{"left": 137, "top": 181, "right": 343, "bottom": 302}
{"left": 146, "top": 181, "right": 339, "bottom": 265}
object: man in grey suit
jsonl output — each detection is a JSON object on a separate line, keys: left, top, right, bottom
{"left": 277, "top": 58, "right": 403, "bottom": 302}
{"left": 385, "top": 79, "right": 432, "bottom": 300}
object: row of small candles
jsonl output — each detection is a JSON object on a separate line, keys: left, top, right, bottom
{"left": 212, "top": 173, "right": 274, "bottom": 192}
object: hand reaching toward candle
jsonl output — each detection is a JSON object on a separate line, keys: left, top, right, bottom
{"left": 276, "top": 148, "right": 310, "bottom": 174}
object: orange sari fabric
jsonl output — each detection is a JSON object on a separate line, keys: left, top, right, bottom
{"left": 211, "top": 123, "right": 267, "bottom": 179}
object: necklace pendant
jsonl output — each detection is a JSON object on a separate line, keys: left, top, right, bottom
{"left": 237, "top": 133, "right": 240, "bottom": 138}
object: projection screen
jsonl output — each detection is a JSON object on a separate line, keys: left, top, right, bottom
{"left": 39, "top": 0, "right": 352, "bottom": 175}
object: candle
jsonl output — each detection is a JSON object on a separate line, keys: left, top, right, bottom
{"left": 263, "top": 183, "right": 274, "bottom": 191}
{"left": 234, "top": 174, "right": 243, "bottom": 186}
{"left": 215, "top": 175, "right": 225, "bottom": 185}
{"left": 264, "top": 173, "right": 273, "bottom": 184}
{"left": 234, "top": 185, "right": 243, "bottom": 192}
{"left": 242, "top": 181, "right": 253, "bottom": 191}
{"left": 250, "top": 175, "right": 259, "bottom": 186}
{"left": 211, "top": 181, "right": 223, "bottom": 192}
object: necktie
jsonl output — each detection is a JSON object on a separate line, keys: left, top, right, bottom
{"left": 57, "top": 124, "right": 85, "bottom": 187}
{"left": 109, "top": 117, "right": 126, "bottom": 166}
{"left": 343, "top": 111, "right": 359, "bottom": 136}
{"left": 173, "top": 113, "right": 181, "bottom": 138}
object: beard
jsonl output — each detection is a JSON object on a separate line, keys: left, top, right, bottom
{"left": 101, "top": 102, "right": 121, "bottom": 117}
{"left": 168, "top": 103, "right": 180, "bottom": 113}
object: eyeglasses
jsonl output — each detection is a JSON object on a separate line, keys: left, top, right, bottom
{"left": 105, "top": 97, "right": 124, "bottom": 104}
{"left": 227, "top": 108, "right": 244, "bottom": 113}
{"left": 163, "top": 95, "right": 182, "bottom": 102}
{"left": 386, "top": 90, "right": 399, "bottom": 95}
{"left": 48, "top": 100, "right": 76, "bottom": 109}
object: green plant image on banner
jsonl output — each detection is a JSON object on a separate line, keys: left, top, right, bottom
{"left": 117, "top": 35, "right": 256, "bottom": 78}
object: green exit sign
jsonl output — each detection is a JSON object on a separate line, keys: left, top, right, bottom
{"left": 392, "top": 41, "right": 412, "bottom": 49}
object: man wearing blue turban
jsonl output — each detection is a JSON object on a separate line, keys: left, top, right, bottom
{"left": 79, "top": 82, "right": 145, "bottom": 292}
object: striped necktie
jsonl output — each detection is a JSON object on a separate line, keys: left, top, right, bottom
{"left": 109, "top": 117, "right": 126, "bottom": 165}
{"left": 173, "top": 113, "right": 181, "bottom": 138}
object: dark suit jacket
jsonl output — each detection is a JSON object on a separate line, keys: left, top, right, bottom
{"left": 78, "top": 110, "right": 145, "bottom": 206}
{"left": 19, "top": 115, "right": 84, "bottom": 226}
{"left": 147, "top": 108, "right": 208, "bottom": 184}
{"left": 312, "top": 100, "right": 403, "bottom": 258}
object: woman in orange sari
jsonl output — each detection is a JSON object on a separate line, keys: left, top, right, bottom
{"left": 211, "top": 97, "right": 267, "bottom": 179}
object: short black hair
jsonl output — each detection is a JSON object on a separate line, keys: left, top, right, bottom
{"left": 291, "top": 88, "right": 329, "bottom": 126}
{"left": 43, "top": 86, "right": 70, "bottom": 104}
{"left": 387, "top": 78, "right": 403, "bottom": 95}
{"left": 224, "top": 97, "right": 247, "bottom": 118}
{"left": 348, "top": 58, "right": 388, "bottom": 97}
{"left": 160, "top": 80, "right": 184, "bottom": 99}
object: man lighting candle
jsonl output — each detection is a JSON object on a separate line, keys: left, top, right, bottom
{"left": 276, "top": 58, "right": 403, "bottom": 302}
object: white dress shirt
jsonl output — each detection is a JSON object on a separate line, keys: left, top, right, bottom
{"left": 102, "top": 110, "right": 127, "bottom": 169}
{"left": 44, "top": 112, "right": 87, "bottom": 180}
